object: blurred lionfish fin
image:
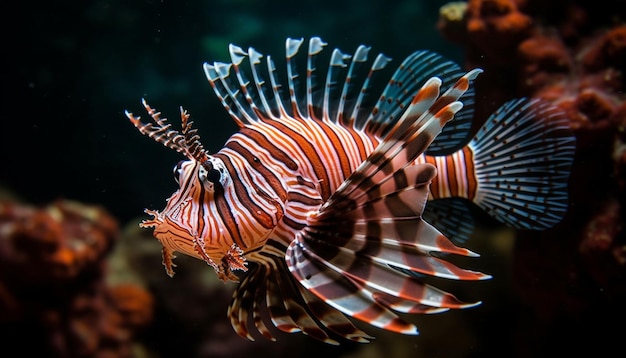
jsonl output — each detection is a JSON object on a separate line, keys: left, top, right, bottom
{"left": 470, "top": 98, "right": 576, "bottom": 230}
{"left": 286, "top": 71, "right": 489, "bottom": 333}
{"left": 229, "top": 241, "right": 372, "bottom": 344}
{"left": 228, "top": 262, "right": 268, "bottom": 342}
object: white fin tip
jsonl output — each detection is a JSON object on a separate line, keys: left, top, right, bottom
{"left": 353, "top": 45, "right": 371, "bottom": 62}
{"left": 286, "top": 37, "right": 304, "bottom": 58}
{"left": 228, "top": 44, "right": 247, "bottom": 65}
{"left": 372, "top": 53, "right": 392, "bottom": 70}
{"left": 308, "top": 36, "right": 327, "bottom": 55}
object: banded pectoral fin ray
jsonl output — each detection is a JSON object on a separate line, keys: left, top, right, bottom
{"left": 229, "top": 244, "right": 374, "bottom": 344}
{"left": 286, "top": 164, "right": 488, "bottom": 335}
{"left": 285, "top": 70, "right": 487, "bottom": 335}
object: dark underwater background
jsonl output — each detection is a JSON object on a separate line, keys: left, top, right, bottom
{"left": 1, "top": 0, "right": 459, "bottom": 224}
{"left": 2, "top": 1, "right": 625, "bottom": 357}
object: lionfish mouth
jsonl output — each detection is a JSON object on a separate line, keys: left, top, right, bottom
{"left": 139, "top": 209, "right": 196, "bottom": 258}
{"left": 140, "top": 208, "right": 247, "bottom": 282}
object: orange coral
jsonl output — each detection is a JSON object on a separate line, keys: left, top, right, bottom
{"left": 517, "top": 36, "right": 571, "bottom": 93}
{"left": 437, "top": 0, "right": 626, "bottom": 354}
{"left": 108, "top": 284, "right": 154, "bottom": 329}
{"left": 466, "top": 0, "right": 532, "bottom": 65}
{"left": 0, "top": 200, "right": 117, "bottom": 282}
{"left": 583, "top": 25, "right": 626, "bottom": 72}
{"left": 0, "top": 199, "right": 153, "bottom": 357}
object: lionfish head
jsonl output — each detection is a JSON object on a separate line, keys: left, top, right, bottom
{"left": 125, "top": 99, "right": 282, "bottom": 282}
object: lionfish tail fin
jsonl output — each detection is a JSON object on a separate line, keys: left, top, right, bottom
{"left": 470, "top": 98, "right": 576, "bottom": 230}
{"left": 285, "top": 70, "right": 488, "bottom": 336}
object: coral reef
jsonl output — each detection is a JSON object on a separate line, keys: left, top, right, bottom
{"left": 0, "top": 199, "right": 153, "bottom": 357}
{"left": 438, "top": 0, "right": 626, "bottom": 355}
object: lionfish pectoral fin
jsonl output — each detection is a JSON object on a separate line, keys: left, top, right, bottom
{"left": 285, "top": 71, "right": 487, "bottom": 335}
{"left": 422, "top": 198, "right": 476, "bottom": 245}
{"left": 297, "top": 286, "right": 375, "bottom": 343}
{"left": 228, "top": 263, "right": 270, "bottom": 342}
{"left": 365, "top": 50, "right": 476, "bottom": 147}
{"left": 285, "top": 164, "right": 488, "bottom": 334}
{"left": 228, "top": 242, "right": 372, "bottom": 344}
{"left": 286, "top": 238, "right": 420, "bottom": 335}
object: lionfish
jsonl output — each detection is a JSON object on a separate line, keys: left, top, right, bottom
{"left": 125, "top": 37, "right": 575, "bottom": 344}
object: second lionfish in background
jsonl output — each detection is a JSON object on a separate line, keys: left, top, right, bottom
{"left": 125, "top": 37, "right": 575, "bottom": 344}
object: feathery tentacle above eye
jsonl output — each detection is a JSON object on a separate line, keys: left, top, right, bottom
{"left": 125, "top": 99, "right": 209, "bottom": 163}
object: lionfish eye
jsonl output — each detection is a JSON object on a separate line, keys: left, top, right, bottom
{"left": 173, "top": 160, "right": 185, "bottom": 184}
{"left": 198, "top": 161, "right": 225, "bottom": 191}
{"left": 206, "top": 168, "right": 221, "bottom": 184}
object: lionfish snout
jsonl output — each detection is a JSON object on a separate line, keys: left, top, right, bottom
{"left": 141, "top": 179, "right": 247, "bottom": 282}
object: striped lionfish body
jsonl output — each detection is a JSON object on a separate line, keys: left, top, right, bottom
{"left": 126, "top": 37, "right": 575, "bottom": 344}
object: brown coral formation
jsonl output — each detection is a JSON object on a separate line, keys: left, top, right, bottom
{"left": 0, "top": 199, "right": 153, "bottom": 357}
{"left": 438, "top": 0, "right": 626, "bottom": 355}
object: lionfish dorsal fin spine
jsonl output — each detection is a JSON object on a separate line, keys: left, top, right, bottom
{"left": 285, "top": 37, "right": 306, "bottom": 120}
{"left": 336, "top": 44, "right": 370, "bottom": 125}
{"left": 306, "top": 37, "right": 327, "bottom": 120}
{"left": 365, "top": 51, "right": 477, "bottom": 145}
{"left": 321, "top": 48, "right": 350, "bottom": 122}
{"left": 204, "top": 62, "right": 247, "bottom": 127}
{"left": 216, "top": 61, "right": 260, "bottom": 125}
{"left": 347, "top": 52, "right": 391, "bottom": 128}
{"left": 247, "top": 47, "right": 280, "bottom": 121}
{"left": 228, "top": 44, "right": 247, "bottom": 65}
{"left": 201, "top": 37, "right": 479, "bottom": 143}
{"left": 228, "top": 44, "right": 265, "bottom": 123}
{"left": 265, "top": 55, "right": 291, "bottom": 119}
